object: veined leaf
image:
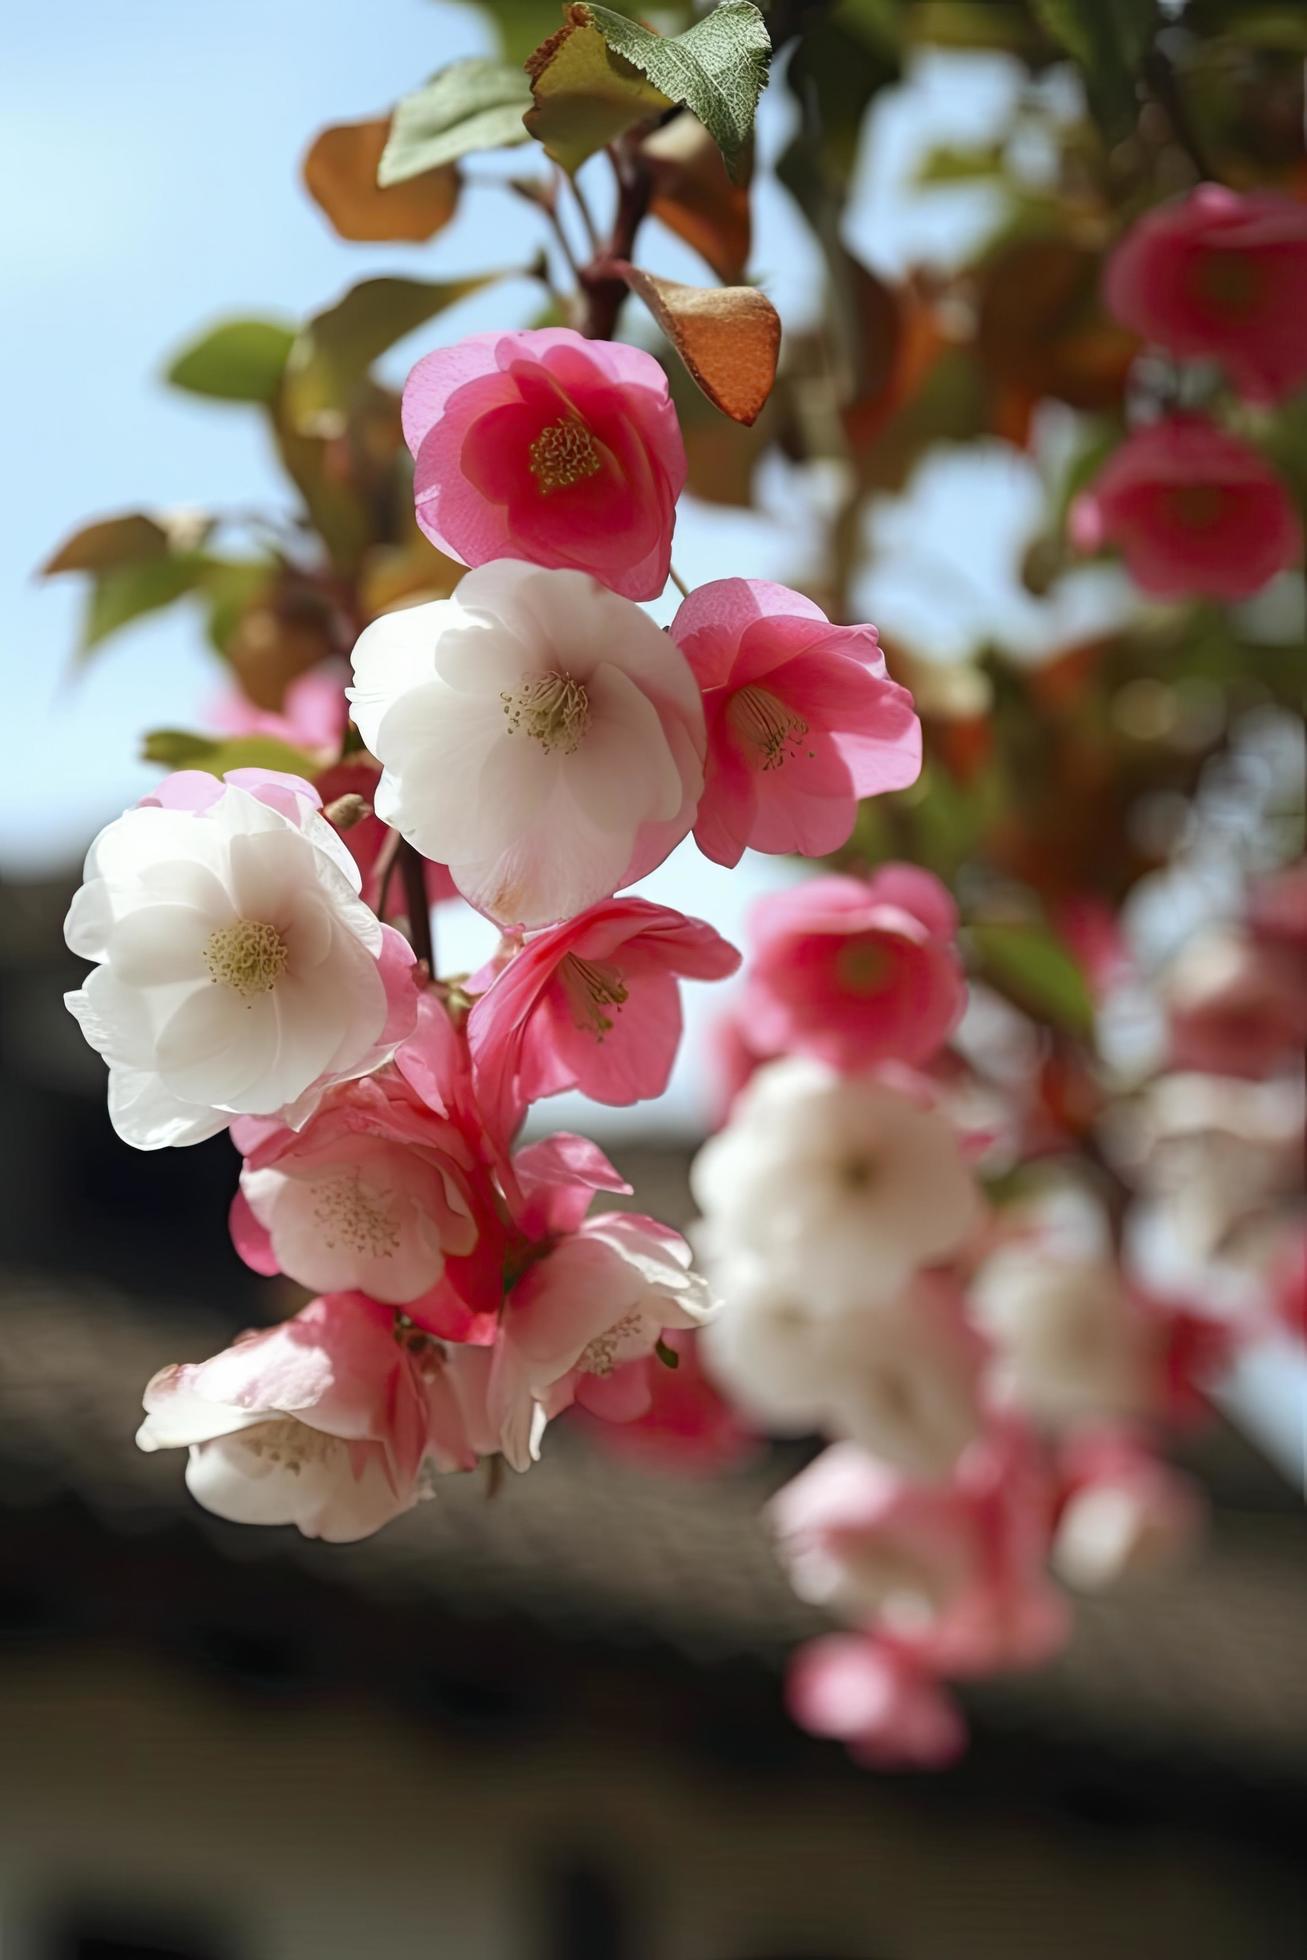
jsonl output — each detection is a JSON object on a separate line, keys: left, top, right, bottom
{"left": 166, "top": 318, "right": 296, "bottom": 403}
{"left": 379, "top": 58, "right": 532, "bottom": 185}
{"left": 141, "top": 729, "right": 325, "bottom": 779}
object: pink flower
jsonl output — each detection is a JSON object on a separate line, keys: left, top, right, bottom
{"left": 489, "top": 1209, "right": 716, "bottom": 1471}
{"left": 136, "top": 1294, "right": 476, "bottom": 1542}
{"left": 402, "top": 328, "right": 686, "bottom": 601}
{"left": 208, "top": 671, "right": 346, "bottom": 757}
{"left": 769, "top": 1434, "right": 1069, "bottom": 1678}
{"left": 1069, "top": 415, "right": 1301, "bottom": 600}
{"left": 313, "top": 756, "right": 460, "bottom": 920}
{"left": 787, "top": 1635, "right": 966, "bottom": 1770}
{"left": 1161, "top": 924, "right": 1307, "bottom": 1079}
{"left": 1052, "top": 1430, "right": 1203, "bottom": 1591}
{"left": 671, "top": 579, "right": 921, "bottom": 868}
{"left": 229, "top": 1068, "right": 496, "bottom": 1318}
{"left": 573, "top": 1326, "right": 760, "bottom": 1474}
{"left": 1105, "top": 184, "right": 1307, "bottom": 403}
{"left": 742, "top": 867, "right": 966, "bottom": 1071}
{"left": 467, "top": 897, "right": 741, "bottom": 1144}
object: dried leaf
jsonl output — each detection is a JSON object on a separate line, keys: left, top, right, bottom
{"left": 303, "top": 117, "right": 459, "bottom": 243}
{"left": 643, "top": 116, "right": 751, "bottom": 285}
{"left": 525, "top": 7, "right": 671, "bottom": 175}
{"left": 612, "top": 263, "right": 779, "bottom": 424}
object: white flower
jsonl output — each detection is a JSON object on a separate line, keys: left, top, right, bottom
{"left": 690, "top": 1059, "right": 983, "bottom": 1314}
{"left": 700, "top": 1268, "right": 984, "bottom": 1479}
{"left": 64, "top": 774, "right": 414, "bottom": 1149}
{"left": 347, "top": 560, "right": 705, "bottom": 929}
{"left": 488, "top": 1214, "right": 716, "bottom": 1471}
{"left": 969, "top": 1243, "right": 1149, "bottom": 1427}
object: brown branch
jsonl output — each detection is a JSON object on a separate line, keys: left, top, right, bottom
{"left": 579, "top": 142, "right": 653, "bottom": 340}
{"left": 398, "top": 836, "right": 435, "bottom": 974}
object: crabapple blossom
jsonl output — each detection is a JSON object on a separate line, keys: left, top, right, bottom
{"left": 402, "top": 327, "right": 686, "bottom": 601}
{"left": 690, "top": 1059, "right": 984, "bottom": 1314}
{"left": 348, "top": 560, "right": 705, "bottom": 928}
{"left": 575, "top": 1326, "right": 758, "bottom": 1473}
{"left": 1069, "top": 415, "right": 1302, "bottom": 601}
{"left": 136, "top": 1294, "right": 480, "bottom": 1542}
{"left": 1159, "top": 923, "right": 1307, "bottom": 1078}
{"left": 700, "top": 1269, "right": 986, "bottom": 1479}
{"left": 64, "top": 770, "right": 417, "bottom": 1150}
{"left": 740, "top": 866, "right": 966, "bottom": 1071}
{"left": 669, "top": 579, "right": 921, "bottom": 867}
{"left": 1052, "top": 1432, "right": 1203, "bottom": 1591}
{"left": 769, "top": 1438, "right": 1069, "bottom": 1677}
{"left": 1105, "top": 184, "right": 1307, "bottom": 403}
{"left": 467, "top": 896, "right": 741, "bottom": 1144}
{"left": 229, "top": 1069, "right": 489, "bottom": 1312}
{"left": 969, "top": 1239, "right": 1152, "bottom": 1429}
{"left": 786, "top": 1636, "right": 967, "bottom": 1770}
{"left": 488, "top": 1210, "right": 716, "bottom": 1472}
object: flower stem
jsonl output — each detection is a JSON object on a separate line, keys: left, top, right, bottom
{"left": 668, "top": 562, "right": 691, "bottom": 600}
{"left": 398, "top": 836, "right": 435, "bottom": 976}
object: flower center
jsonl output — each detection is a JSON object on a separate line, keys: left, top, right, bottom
{"left": 1166, "top": 484, "right": 1226, "bottom": 531}
{"left": 203, "top": 920, "right": 288, "bottom": 1000}
{"left": 725, "top": 684, "right": 812, "bottom": 772}
{"left": 558, "top": 952, "right": 629, "bottom": 1038}
{"left": 840, "top": 1152, "right": 878, "bottom": 1192}
{"left": 528, "top": 416, "right": 602, "bottom": 495}
{"left": 579, "top": 1306, "right": 646, "bottom": 1377}
{"left": 313, "top": 1172, "right": 401, "bottom": 1260}
{"left": 500, "top": 670, "right": 591, "bottom": 754}
{"left": 836, "top": 939, "right": 890, "bottom": 995}
{"left": 233, "top": 1417, "right": 336, "bottom": 1476}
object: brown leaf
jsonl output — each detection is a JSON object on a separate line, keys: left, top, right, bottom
{"left": 525, "top": 7, "right": 670, "bottom": 176}
{"left": 302, "top": 118, "right": 459, "bottom": 244}
{"left": 611, "top": 264, "right": 779, "bottom": 424}
{"left": 976, "top": 237, "right": 1138, "bottom": 420}
{"left": 42, "top": 513, "right": 170, "bottom": 577}
{"left": 643, "top": 117, "right": 751, "bottom": 285}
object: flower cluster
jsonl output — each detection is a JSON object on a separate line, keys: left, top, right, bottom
{"left": 1072, "top": 185, "right": 1306, "bottom": 599}
{"left": 64, "top": 327, "right": 922, "bottom": 1543}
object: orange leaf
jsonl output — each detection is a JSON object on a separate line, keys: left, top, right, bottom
{"left": 643, "top": 117, "right": 751, "bottom": 285}
{"left": 302, "top": 118, "right": 459, "bottom": 244}
{"left": 611, "top": 263, "right": 779, "bottom": 424}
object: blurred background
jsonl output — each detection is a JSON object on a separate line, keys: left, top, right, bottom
{"left": 2, "top": 2, "right": 1305, "bottom": 1956}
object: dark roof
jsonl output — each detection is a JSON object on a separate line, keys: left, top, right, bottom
{"left": 3, "top": 1267, "right": 1307, "bottom": 1782}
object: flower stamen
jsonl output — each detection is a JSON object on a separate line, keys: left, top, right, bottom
{"left": 313, "top": 1172, "right": 401, "bottom": 1260}
{"left": 726, "top": 684, "right": 813, "bottom": 772}
{"left": 558, "top": 952, "right": 629, "bottom": 1038}
{"left": 528, "top": 416, "right": 603, "bottom": 494}
{"left": 203, "top": 920, "right": 288, "bottom": 1000}
{"left": 500, "top": 671, "right": 591, "bottom": 754}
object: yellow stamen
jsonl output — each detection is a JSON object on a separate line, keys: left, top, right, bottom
{"left": 528, "top": 416, "right": 602, "bottom": 494}
{"left": 500, "top": 671, "right": 591, "bottom": 754}
{"left": 726, "top": 684, "right": 813, "bottom": 772}
{"left": 203, "top": 920, "right": 288, "bottom": 1000}
{"left": 558, "top": 952, "right": 629, "bottom": 1038}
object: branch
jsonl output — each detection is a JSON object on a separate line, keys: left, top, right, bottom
{"left": 398, "top": 836, "right": 435, "bottom": 974}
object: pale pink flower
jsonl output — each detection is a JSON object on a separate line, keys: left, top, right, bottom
{"left": 64, "top": 769, "right": 417, "bottom": 1149}
{"left": 787, "top": 1636, "right": 967, "bottom": 1770}
{"left": 489, "top": 1210, "right": 716, "bottom": 1471}
{"left": 1105, "top": 184, "right": 1307, "bottom": 403}
{"left": 348, "top": 561, "right": 705, "bottom": 928}
{"left": 574, "top": 1326, "right": 759, "bottom": 1474}
{"left": 208, "top": 671, "right": 346, "bottom": 757}
{"left": 1161, "top": 923, "right": 1307, "bottom": 1078}
{"left": 1052, "top": 1430, "right": 1203, "bottom": 1591}
{"left": 313, "top": 756, "right": 460, "bottom": 919}
{"left": 136, "top": 1294, "right": 471, "bottom": 1542}
{"left": 229, "top": 1069, "right": 492, "bottom": 1313}
{"left": 1069, "top": 415, "right": 1301, "bottom": 600}
{"left": 402, "top": 328, "right": 686, "bottom": 601}
{"left": 769, "top": 1436, "right": 1069, "bottom": 1677}
{"left": 742, "top": 867, "right": 966, "bottom": 1071}
{"left": 467, "top": 897, "right": 740, "bottom": 1144}
{"left": 670, "top": 579, "right": 921, "bottom": 867}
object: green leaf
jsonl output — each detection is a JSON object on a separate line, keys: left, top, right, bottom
{"left": 379, "top": 58, "right": 532, "bottom": 185}
{"left": 1028, "top": 0, "right": 1159, "bottom": 133}
{"left": 576, "top": 1, "right": 772, "bottom": 183}
{"left": 42, "top": 512, "right": 171, "bottom": 577}
{"left": 654, "top": 1338, "right": 680, "bottom": 1370}
{"left": 969, "top": 919, "right": 1095, "bottom": 1035}
{"left": 525, "top": 10, "right": 672, "bottom": 175}
{"left": 80, "top": 553, "right": 214, "bottom": 657}
{"left": 167, "top": 318, "right": 297, "bottom": 403}
{"left": 141, "top": 729, "right": 324, "bottom": 779}
{"left": 281, "top": 274, "right": 497, "bottom": 434}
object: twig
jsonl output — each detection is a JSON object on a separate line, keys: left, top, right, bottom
{"left": 668, "top": 561, "right": 691, "bottom": 600}
{"left": 568, "top": 167, "right": 603, "bottom": 255}
{"left": 398, "top": 836, "right": 435, "bottom": 974}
